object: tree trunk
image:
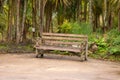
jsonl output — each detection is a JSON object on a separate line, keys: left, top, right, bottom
{"left": 35, "top": 0, "right": 40, "bottom": 37}
{"left": 23, "top": 20, "right": 29, "bottom": 40}
{"left": 45, "top": 11, "right": 52, "bottom": 32}
{"left": 93, "top": 13, "right": 98, "bottom": 32}
{"left": 89, "top": 0, "right": 93, "bottom": 31}
{"left": 7, "top": 0, "right": 12, "bottom": 42}
{"left": 16, "top": 0, "right": 20, "bottom": 44}
{"left": 32, "top": 0, "right": 37, "bottom": 38}
{"left": 76, "top": 0, "right": 80, "bottom": 21}
{"left": 118, "top": 7, "right": 120, "bottom": 32}
{"left": 84, "top": 0, "right": 87, "bottom": 22}
{"left": 39, "top": 0, "right": 46, "bottom": 37}
{"left": 108, "top": 12, "right": 113, "bottom": 30}
{"left": 21, "top": 0, "right": 27, "bottom": 42}
{"left": 103, "top": 0, "right": 108, "bottom": 33}
{"left": 45, "top": 1, "right": 52, "bottom": 32}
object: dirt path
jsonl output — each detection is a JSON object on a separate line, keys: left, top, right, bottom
{"left": 0, "top": 53, "right": 120, "bottom": 80}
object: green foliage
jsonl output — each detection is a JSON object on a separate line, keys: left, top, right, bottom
{"left": 107, "top": 29, "right": 120, "bottom": 56}
{"left": 89, "top": 28, "right": 120, "bottom": 61}
{"left": 0, "top": 13, "right": 7, "bottom": 32}
{"left": 58, "top": 20, "right": 92, "bottom": 35}
{"left": 71, "top": 22, "right": 92, "bottom": 35}
{"left": 108, "top": 45, "right": 120, "bottom": 55}
{"left": 0, "top": 42, "right": 34, "bottom": 53}
{"left": 58, "top": 20, "right": 72, "bottom": 33}
{"left": 113, "top": 36, "right": 120, "bottom": 45}
{"left": 70, "top": 22, "right": 80, "bottom": 34}
{"left": 93, "top": 37, "right": 108, "bottom": 53}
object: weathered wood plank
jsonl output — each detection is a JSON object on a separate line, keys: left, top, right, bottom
{"left": 36, "top": 46, "right": 81, "bottom": 53}
{"left": 43, "top": 33, "right": 88, "bottom": 38}
{"left": 44, "top": 40, "right": 85, "bottom": 45}
{"left": 42, "top": 36, "right": 87, "bottom": 41}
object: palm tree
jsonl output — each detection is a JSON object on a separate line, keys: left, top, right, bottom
{"left": 32, "top": 0, "right": 37, "bottom": 37}
{"left": 21, "top": 0, "right": 27, "bottom": 42}
{"left": 16, "top": 0, "right": 20, "bottom": 44}
{"left": 39, "top": 0, "right": 47, "bottom": 37}
{"left": 118, "top": 0, "right": 120, "bottom": 32}
{"left": 118, "top": 6, "right": 120, "bottom": 32}
{"left": 103, "top": 0, "right": 108, "bottom": 33}
{"left": 45, "top": 0, "right": 53, "bottom": 32}
{"left": 89, "top": 0, "right": 93, "bottom": 31}
{"left": 7, "top": 0, "right": 13, "bottom": 42}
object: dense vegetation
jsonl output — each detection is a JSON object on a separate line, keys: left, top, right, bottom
{"left": 0, "top": 0, "right": 120, "bottom": 61}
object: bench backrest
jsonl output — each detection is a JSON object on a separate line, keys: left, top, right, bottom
{"left": 35, "top": 33, "right": 88, "bottom": 49}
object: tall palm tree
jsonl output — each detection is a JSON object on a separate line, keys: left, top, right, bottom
{"left": 92, "top": 0, "right": 103, "bottom": 32}
{"left": 117, "top": 0, "right": 120, "bottom": 32}
{"left": 103, "top": 0, "right": 108, "bottom": 32}
{"left": 39, "top": 0, "right": 47, "bottom": 37}
{"left": 21, "top": 0, "right": 27, "bottom": 42}
{"left": 16, "top": 0, "right": 20, "bottom": 43}
{"left": 32, "top": 0, "right": 37, "bottom": 37}
{"left": 7, "top": 0, "right": 13, "bottom": 42}
{"left": 118, "top": 5, "right": 120, "bottom": 32}
{"left": 89, "top": 0, "right": 93, "bottom": 31}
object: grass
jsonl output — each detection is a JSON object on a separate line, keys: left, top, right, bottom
{"left": 0, "top": 42, "right": 34, "bottom": 53}
{"left": 0, "top": 41, "right": 119, "bottom": 62}
{"left": 89, "top": 53, "right": 120, "bottom": 62}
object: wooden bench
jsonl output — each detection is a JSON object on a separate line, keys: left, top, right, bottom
{"left": 34, "top": 33, "right": 88, "bottom": 61}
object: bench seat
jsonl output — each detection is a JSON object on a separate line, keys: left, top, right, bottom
{"left": 36, "top": 45, "right": 82, "bottom": 53}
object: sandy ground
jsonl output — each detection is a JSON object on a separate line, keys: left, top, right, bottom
{"left": 0, "top": 53, "right": 120, "bottom": 80}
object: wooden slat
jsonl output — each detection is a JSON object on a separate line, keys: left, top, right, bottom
{"left": 36, "top": 46, "right": 81, "bottom": 53}
{"left": 42, "top": 36, "right": 87, "bottom": 41}
{"left": 43, "top": 33, "right": 88, "bottom": 38}
{"left": 44, "top": 40, "right": 85, "bottom": 45}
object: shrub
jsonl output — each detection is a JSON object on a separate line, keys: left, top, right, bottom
{"left": 92, "top": 36, "right": 108, "bottom": 54}
{"left": 58, "top": 20, "right": 72, "bottom": 33}
{"left": 58, "top": 21, "right": 92, "bottom": 35}
{"left": 71, "top": 22, "right": 92, "bottom": 35}
{"left": 106, "top": 28, "right": 120, "bottom": 56}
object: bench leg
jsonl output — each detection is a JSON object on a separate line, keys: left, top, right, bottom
{"left": 36, "top": 49, "right": 44, "bottom": 58}
{"left": 80, "top": 52, "right": 85, "bottom": 61}
{"left": 36, "top": 48, "right": 39, "bottom": 58}
{"left": 85, "top": 42, "right": 88, "bottom": 61}
{"left": 80, "top": 51, "right": 88, "bottom": 61}
{"left": 40, "top": 51, "right": 44, "bottom": 58}
{"left": 84, "top": 52, "right": 88, "bottom": 61}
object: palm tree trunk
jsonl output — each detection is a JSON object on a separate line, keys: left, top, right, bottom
{"left": 45, "top": 11, "right": 52, "bottom": 32}
{"left": 76, "top": 0, "right": 80, "bottom": 21}
{"left": 35, "top": 0, "right": 40, "bottom": 37}
{"left": 118, "top": 7, "right": 120, "bottom": 32}
{"left": 32, "top": 0, "right": 37, "bottom": 38}
{"left": 84, "top": 0, "right": 87, "bottom": 22}
{"left": 89, "top": 0, "right": 93, "bottom": 30}
{"left": 16, "top": 0, "right": 20, "bottom": 44}
{"left": 7, "top": 0, "right": 12, "bottom": 42}
{"left": 45, "top": 1, "right": 52, "bottom": 32}
{"left": 94, "top": 13, "right": 98, "bottom": 32}
{"left": 103, "top": 0, "right": 108, "bottom": 33}
{"left": 39, "top": 0, "right": 47, "bottom": 37}
{"left": 21, "top": 0, "right": 27, "bottom": 42}
{"left": 108, "top": 12, "right": 112, "bottom": 30}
